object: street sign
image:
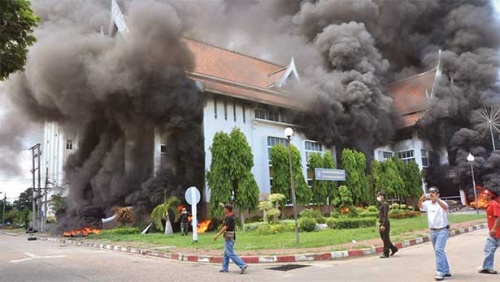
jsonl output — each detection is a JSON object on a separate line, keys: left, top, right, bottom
{"left": 315, "top": 168, "right": 346, "bottom": 181}
{"left": 185, "top": 186, "right": 201, "bottom": 242}
{"left": 185, "top": 187, "right": 201, "bottom": 205}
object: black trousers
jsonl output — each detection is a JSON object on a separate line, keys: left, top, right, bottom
{"left": 379, "top": 222, "right": 397, "bottom": 256}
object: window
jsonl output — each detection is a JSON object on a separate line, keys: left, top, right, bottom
{"left": 242, "top": 104, "right": 246, "bottom": 123}
{"left": 255, "top": 108, "right": 291, "bottom": 123}
{"left": 382, "top": 151, "right": 393, "bottom": 160}
{"left": 233, "top": 101, "right": 237, "bottom": 122}
{"left": 305, "top": 141, "right": 322, "bottom": 162}
{"left": 224, "top": 101, "right": 228, "bottom": 120}
{"left": 267, "top": 136, "right": 288, "bottom": 162}
{"left": 396, "top": 150, "right": 415, "bottom": 164}
{"left": 66, "top": 140, "right": 73, "bottom": 150}
{"left": 255, "top": 108, "right": 266, "bottom": 119}
{"left": 214, "top": 98, "right": 217, "bottom": 119}
{"left": 421, "top": 149, "right": 429, "bottom": 167}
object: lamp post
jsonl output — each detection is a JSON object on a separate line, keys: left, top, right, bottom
{"left": 466, "top": 153, "right": 479, "bottom": 214}
{"left": 284, "top": 127, "right": 299, "bottom": 245}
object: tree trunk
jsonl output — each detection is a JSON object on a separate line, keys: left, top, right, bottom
{"left": 165, "top": 218, "right": 173, "bottom": 234}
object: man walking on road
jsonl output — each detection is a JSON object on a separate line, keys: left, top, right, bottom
{"left": 377, "top": 191, "right": 398, "bottom": 258}
{"left": 418, "top": 186, "right": 451, "bottom": 281}
{"left": 479, "top": 188, "right": 500, "bottom": 275}
{"left": 213, "top": 203, "right": 248, "bottom": 274}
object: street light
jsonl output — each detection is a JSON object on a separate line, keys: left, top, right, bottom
{"left": 284, "top": 127, "right": 299, "bottom": 245}
{"left": 466, "top": 153, "right": 479, "bottom": 214}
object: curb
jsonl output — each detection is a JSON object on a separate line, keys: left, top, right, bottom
{"left": 34, "top": 223, "right": 487, "bottom": 264}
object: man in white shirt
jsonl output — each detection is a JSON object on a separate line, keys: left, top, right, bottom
{"left": 418, "top": 186, "right": 451, "bottom": 281}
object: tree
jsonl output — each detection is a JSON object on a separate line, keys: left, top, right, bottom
{"left": 270, "top": 144, "right": 310, "bottom": 211}
{"left": 370, "top": 160, "right": 385, "bottom": 195}
{"left": 14, "top": 188, "right": 33, "bottom": 211}
{"left": 308, "top": 151, "right": 338, "bottom": 211}
{"left": 385, "top": 158, "right": 405, "bottom": 200}
{"left": 206, "top": 128, "right": 260, "bottom": 221}
{"left": 206, "top": 132, "right": 233, "bottom": 218}
{"left": 342, "top": 149, "right": 369, "bottom": 206}
{"left": 402, "top": 161, "right": 423, "bottom": 204}
{"left": 49, "top": 193, "right": 66, "bottom": 216}
{"left": 151, "top": 193, "right": 180, "bottom": 234}
{"left": 0, "top": 0, "right": 39, "bottom": 80}
{"left": 113, "top": 207, "right": 136, "bottom": 227}
{"left": 228, "top": 128, "right": 260, "bottom": 225}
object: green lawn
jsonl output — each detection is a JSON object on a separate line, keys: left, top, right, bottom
{"left": 86, "top": 214, "right": 485, "bottom": 252}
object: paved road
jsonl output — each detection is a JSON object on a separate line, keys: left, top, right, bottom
{"left": 0, "top": 229, "right": 498, "bottom": 282}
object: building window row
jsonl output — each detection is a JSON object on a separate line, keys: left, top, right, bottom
{"left": 421, "top": 149, "right": 429, "bottom": 167}
{"left": 255, "top": 108, "right": 291, "bottom": 124}
{"left": 305, "top": 141, "right": 323, "bottom": 161}
{"left": 396, "top": 150, "right": 415, "bottom": 164}
{"left": 213, "top": 98, "right": 246, "bottom": 123}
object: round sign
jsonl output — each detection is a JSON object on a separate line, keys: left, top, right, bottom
{"left": 185, "top": 186, "right": 201, "bottom": 205}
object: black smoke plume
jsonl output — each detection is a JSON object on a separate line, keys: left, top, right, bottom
{"left": 2, "top": 0, "right": 500, "bottom": 227}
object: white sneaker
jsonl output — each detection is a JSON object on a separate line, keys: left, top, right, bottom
{"left": 434, "top": 274, "right": 444, "bottom": 281}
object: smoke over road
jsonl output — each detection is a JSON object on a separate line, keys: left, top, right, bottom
{"left": 2, "top": 0, "right": 500, "bottom": 228}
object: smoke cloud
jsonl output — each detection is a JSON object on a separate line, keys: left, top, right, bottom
{"left": 2, "top": 0, "right": 500, "bottom": 228}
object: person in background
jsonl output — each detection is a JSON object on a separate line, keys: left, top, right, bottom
{"left": 478, "top": 188, "right": 500, "bottom": 275}
{"left": 179, "top": 208, "right": 189, "bottom": 236}
{"left": 418, "top": 186, "right": 451, "bottom": 281}
{"left": 377, "top": 191, "right": 398, "bottom": 258}
{"left": 213, "top": 203, "right": 247, "bottom": 274}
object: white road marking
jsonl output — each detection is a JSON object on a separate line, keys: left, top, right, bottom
{"left": 10, "top": 252, "right": 66, "bottom": 263}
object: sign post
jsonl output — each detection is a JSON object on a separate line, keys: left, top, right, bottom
{"left": 185, "top": 187, "right": 201, "bottom": 242}
{"left": 314, "top": 168, "right": 346, "bottom": 181}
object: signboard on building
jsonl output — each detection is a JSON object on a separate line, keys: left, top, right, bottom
{"left": 314, "top": 168, "right": 346, "bottom": 181}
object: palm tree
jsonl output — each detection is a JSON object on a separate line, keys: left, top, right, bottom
{"left": 151, "top": 192, "right": 180, "bottom": 234}
{"left": 113, "top": 207, "right": 136, "bottom": 227}
{"left": 472, "top": 106, "right": 500, "bottom": 150}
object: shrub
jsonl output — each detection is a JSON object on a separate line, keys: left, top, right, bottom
{"left": 299, "top": 217, "right": 317, "bottom": 232}
{"left": 359, "top": 211, "right": 378, "bottom": 218}
{"left": 243, "top": 222, "right": 267, "bottom": 231}
{"left": 400, "top": 204, "right": 408, "bottom": 210}
{"left": 327, "top": 217, "right": 377, "bottom": 229}
{"left": 390, "top": 211, "right": 421, "bottom": 219}
{"left": 366, "top": 205, "right": 378, "bottom": 212}
{"left": 317, "top": 216, "right": 326, "bottom": 224}
{"left": 299, "top": 208, "right": 322, "bottom": 219}
{"left": 390, "top": 203, "right": 400, "bottom": 210}
{"left": 257, "top": 223, "right": 287, "bottom": 235}
{"left": 104, "top": 227, "right": 140, "bottom": 235}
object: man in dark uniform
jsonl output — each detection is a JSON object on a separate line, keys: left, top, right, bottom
{"left": 377, "top": 191, "right": 398, "bottom": 258}
{"left": 179, "top": 208, "right": 189, "bottom": 236}
{"left": 213, "top": 203, "right": 248, "bottom": 274}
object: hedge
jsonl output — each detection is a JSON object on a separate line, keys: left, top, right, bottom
{"left": 326, "top": 217, "right": 377, "bottom": 229}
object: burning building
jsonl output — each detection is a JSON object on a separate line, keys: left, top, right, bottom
{"left": 2, "top": 0, "right": 500, "bottom": 231}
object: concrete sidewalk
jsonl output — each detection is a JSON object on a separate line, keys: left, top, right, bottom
{"left": 28, "top": 222, "right": 487, "bottom": 264}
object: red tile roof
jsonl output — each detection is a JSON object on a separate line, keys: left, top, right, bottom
{"left": 183, "top": 39, "right": 304, "bottom": 109}
{"left": 385, "top": 69, "right": 437, "bottom": 127}
{"left": 184, "top": 38, "right": 436, "bottom": 127}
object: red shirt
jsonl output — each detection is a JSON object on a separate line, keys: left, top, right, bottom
{"left": 486, "top": 199, "right": 500, "bottom": 238}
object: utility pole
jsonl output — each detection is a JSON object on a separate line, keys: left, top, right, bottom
{"left": 2, "top": 193, "right": 6, "bottom": 228}
{"left": 30, "top": 143, "right": 41, "bottom": 230}
{"left": 42, "top": 166, "right": 49, "bottom": 232}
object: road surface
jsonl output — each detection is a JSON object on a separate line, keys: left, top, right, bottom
{"left": 0, "top": 229, "right": 497, "bottom": 282}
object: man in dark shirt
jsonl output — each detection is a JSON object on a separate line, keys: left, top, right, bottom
{"left": 179, "top": 208, "right": 189, "bottom": 236}
{"left": 377, "top": 191, "right": 398, "bottom": 258}
{"left": 213, "top": 203, "right": 248, "bottom": 274}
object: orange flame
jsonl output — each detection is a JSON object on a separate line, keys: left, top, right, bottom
{"left": 63, "top": 227, "right": 101, "bottom": 237}
{"left": 197, "top": 219, "right": 211, "bottom": 233}
{"left": 470, "top": 189, "right": 489, "bottom": 209}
